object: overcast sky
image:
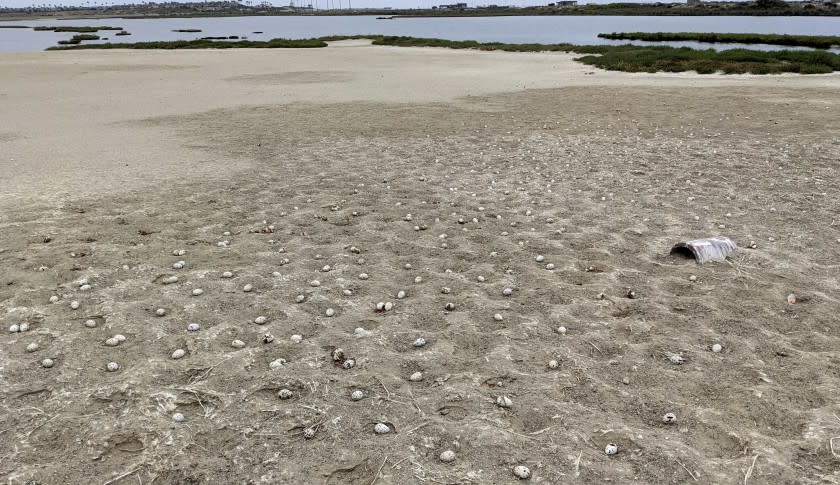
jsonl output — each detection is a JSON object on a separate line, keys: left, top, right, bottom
{"left": 2, "top": 1, "right": 629, "bottom": 9}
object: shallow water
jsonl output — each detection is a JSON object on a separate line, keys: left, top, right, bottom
{"left": 1, "top": 15, "right": 839, "bottom": 52}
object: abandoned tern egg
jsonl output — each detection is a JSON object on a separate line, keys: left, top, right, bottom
{"left": 26, "top": 342, "right": 40, "bottom": 352}
{"left": 605, "top": 443, "right": 618, "bottom": 455}
{"left": 41, "top": 358, "right": 55, "bottom": 368}
{"left": 397, "top": 290, "right": 406, "bottom": 299}
{"left": 303, "top": 427, "right": 316, "bottom": 439}
{"left": 49, "top": 295, "right": 59, "bottom": 303}
{"left": 494, "top": 313, "right": 504, "bottom": 322}
{"left": 354, "top": 327, "right": 370, "bottom": 337}
{"left": 409, "top": 371, "right": 424, "bottom": 382}
{"left": 105, "top": 337, "right": 120, "bottom": 347}
{"left": 445, "top": 302, "right": 455, "bottom": 311}
{"left": 163, "top": 276, "right": 178, "bottom": 284}
{"left": 222, "top": 271, "right": 233, "bottom": 278}
{"left": 263, "top": 333, "right": 275, "bottom": 343}
{"left": 545, "top": 263, "right": 555, "bottom": 270}
{"left": 310, "top": 280, "right": 321, "bottom": 287}
{"left": 414, "top": 276, "right": 423, "bottom": 284}
{"left": 80, "top": 284, "right": 92, "bottom": 291}
{"left": 325, "top": 308, "right": 335, "bottom": 317}
{"left": 171, "top": 349, "right": 186, "bottom": 359}
{"left": 342, "top": 359, "right": 356, "bottom": 369}
{"left": 322, "top": 265, "right": 331, "bottom": 272}
{"left": 375, "top": 302, "right": 385, "bottom": 312}
{"left": 440, "top": 450, "right": 457, "bottom": 463}
{"left": 477, "top": 275, "right": 485, "bottom": 282}
{"left": 404, "top": 263, "right": 412, "bottom": 269}
{"left": 662, "top": 412, "right": 677, "bottom": 424}
{"left": 231, "top": 339, "right": 245, "bottom": 349}
{"left": 512, "top": 465, "right": 531, "bottom": 479}
{"left": 668, "top": 353, "right": 685, "bottom": 365}
{"left": 351, "top": 390, "right": 365, "bottom": 401}
{"left": 9, "top": 324, "right": 19, "bottom": 333}
{"left": 254, "top": 316, "right": 268, "bottom": 325}
{"left": 557, "top": 326, "right": 567, "bottom": 334}
{"left": 278, "top": 389, "right": 294, "bottom": 400}
{"left": 172, "top": 412, "right": 185, "bottom": 422}
{"left": 173, "top": 261, "right": 185, "bottom": 269}
{"left": 295, "top": 295, "right": 306, "bottom": 303}
{"left": 155, "top": 308, "right": 167, "bottom": 317}
{"left": 333, "top": 348, "right": 345, "bottom": 361}
{"left": 503, "top": 287, "right": 513, "bottom": 296}
{"left": 413, "top": 337, "right": 427, "bottom": 347}
{"left": 358, "top": 273, "right": 369, "bottom": 280}
{"left": 70, "top": 301, "right": 80, "bottom": 310}
{"left": 535, "top": 255, "right": 545, "bottom": 262}
{"left": 712, "top": 343, "right": 723, "bottom": 353}
{"left": 496, "top": 395, "right": 513, "bottom": 408}
{"left": 384, "top": 302, "right": 394, "bottom": 311}
{"left": 191, "top": 288, "right": 203, "bottom": 296}
{"left": 374, "top": 423, "right": 390, "bottom": 434}
{"left": 290, "top": 334, "right": 303, "bottom": 344}
{"left": 269, "top": 359, "right": 286, "bottom": 369}
{"left": 106, "top": 362, "right": 120, "bottom": 372}
{"left": 441, "top": 287, "right": 451, "bottom": 294}
{"left": 114, "top": 334, "right": 126, "bottom": 342}
{"left": 343, "top": 289, "right": 353, "bottom": 296}
{"left": 688, "top": 275, "right": 697, "bottom": 282}
{"left": 187, "top": 323, "right": 200, "bottom": 332}
{"left": 19, "top": 323, "right": 29, "bottom": 332}
{"left": 272, "top": 271, "right": 281, "bottom": 278}
{"left": 84, "top": 319, "right": 97, "bottom": 328}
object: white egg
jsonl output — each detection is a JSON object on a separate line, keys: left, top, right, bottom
{"left": 70, "top": 301, "right": 80, "bottom": 310}
{"left": 440, "top": 450, "right": 457, "bottom": 463}
{"left": 106, "top": 362, "right": 120, "bottom": 372}
{"left": 374, "top": 423, "right": 390, "bottom": 434}
{"left": 254, "top": 316, "right": 268, "bottom": 325}
{"left": 358, "top": 273, "right": 369, "bottom": 280}
{"left": 351, "top": 390, "right": 364, "bottom": 401}
{"left": 41, "top": 358, "right": 55, "bottom": 368}
{"left": 556, "top": 326, "right": 567, "bottom": 334}
{"left": 535, "top": 255, "right": 545, "bottom": 262}
{"left": 163, "top": 276, "right": 178, "bottom": 285}
{"left": 173, "top": 262, "right": 185, "bottom": 269}
{"left": 494, "top": 313, "right": 504, "bottom": 322}
{"left": 290, "top": 334, "right": 303, "bottom": 344}
{"left": 114, "top": 334, "right": 126, "bottom": 342}
{"left": 172, "top": 412, "right": 185, "bottom": 422}
{"left": 222, "top": 271, "right": 233, "bottom": 278}
{"left": 105, "top": 337, "right": 120, "bottom": 347}
{"left": 404, "top": 263, "right": 412, "bottom": 269}
{"left": 605, "top": 443, "right": 618, "bottom": 455}
{"left": 343, "top": 289, "right": 353, "bottom": 296}
{"left": 512, "top": 465, "right": 531, "bottom": 479}
{"left": 413, "top": 337, "right": 426, "bottom": 347}
{"left": 322, "top": 265, "right": 331, "bottom": 272}
{"left": 84, "top": 319, "right": 97, "bottom": 328}
{"left": 9, "top": 324, "right": 19, "bottom": 333}
{"left": 409, "top": 371, "right": 424, "bottom": 382}
{"left": 231, "top": 339, "right": 246, "bottom": 349}
{"left": 496, "top": 395, "right": 513, "bottom": 408}
{"left": 548, "top": 359, "right": 559, "bottom": 369}
{"left": 503, "top": 287, "right": 513, "bottom": 296}
{"left": 384, "top": 302, "right": 394, "bottom": 311}
{"left": 303, "top": 427, "right": 316, "bottom": 439}
{"left": 354, "top": 327, "right": 370, "bottom": 337}
{"left": 171, "top": 349, "right": 186, "bottom": 359}
{"left": 19, "top": 322, "right": 29, "bottom": 332}
{"left": 187, "top": 323, "right": 200, "bottom": 332}
{"left": 155, "top": 308, "right": 167, "bottom": 317}
{"left": 414, "top": 276, "right": 423, "bottom": 284}
{"left": 80, "top": 284, "right": 92, "bottom": 291}
{"left": 545, "top": 263, "right": 555, "bottom": 270}
{"left": 192, "top": 288, "right": 203, "bottom": 296}
{"left": 712, "top": 344, "right": 722, "bottom": 353}
{"left": 242, "top": 284, "right": 254, "bottom": 292}
{"left": 397, "top": 290, "right": 406, "bottom": 299}
{"left": 325, "top": 308, "right": 335, "bottom": 317}
{"left": 445, "top": 302, "right": 455, "bottom": 311}
{"left": 477, "top": 275, "right": 485, "bottom": 282}
{"left": 173, "top": 249, "right": 186, "bottom": 256}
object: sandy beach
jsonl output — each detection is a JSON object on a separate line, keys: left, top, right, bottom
{"left": 1, "top": 40, "right": 839, "bottom": 484}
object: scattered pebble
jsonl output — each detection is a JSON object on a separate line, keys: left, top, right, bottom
{"left": 689, "top": 275, "right": 697, "bottom": 282}
{"left": 254, "top": 316, "right": 268, "bottom": 325}
{"left": 441, "top": 287, "right": 451, "bottom": 294}
{"left": 535, "top": 255, "right": 545, "bottom": 262}
{"left": 310, "top": 280, "right": 321, "bottom": 287}
{"left": 414, "top": 276, "right": 423, "bottom": 284}
{"left": 295, "top": 294, "right": 306, "bottom": 303}
{"left": 512, "top": 465, "right": 531, "bottom": 479}
{"left": 787, "top": 293, "right": 797, "bottom": 305}
{"left": 162, "top": 276, "right": 178, "bottom": 285}
{"left": 545, "top": 263, "right": 555, "bottom": 270}
{"left": 290, "top": 334, "right": 303, "bottom": 344}
{"left": 171, "top": 349, "right": 186, "bottom": 359}
{"left": 493, "top": 313, "right": 504, "bottom": 322}
{"left": 477, "top": 275, "right": 485, "bottom": 282}
{"left": 26, "top": 343, "right": 40, "bottom": 352}
{"left": 358, "top": 273, "right": 369, "bottom": 280}
{"left": 374, "top": 423, "right": 390, "bottom": 434}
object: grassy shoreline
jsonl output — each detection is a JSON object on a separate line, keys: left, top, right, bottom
{"left": 47, "top": 35, "right": 840, "bottom": 75}
{"left": 599, "top": 32, "right": 840, "bottom": 49}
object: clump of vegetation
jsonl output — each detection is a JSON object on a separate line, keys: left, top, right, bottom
{"left": 173, "top": 29, "right": 202, "bottom": 33}
{"left": 57, "top": 34, "right": 101, "bottom": 45}
{"left": 0, "top": 25, "right": 30, "bottom": 29}
{"left": 200, "top": 35, "right": 239, "bottom": 40}
{"left": 115, "top": 31, "right": 131, "bottom": 36}
{"left": 35, "top": 26, "right": 123, "bottom": 33}
{"left": 599, "top": 32, "right": 840, "bottom": 49}
{"left": 48, "top": 37, "right": 327, "bottom": 50}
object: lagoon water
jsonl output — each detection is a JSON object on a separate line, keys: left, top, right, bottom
{"left": 1, "top": 15, "right": 840, "bottom": 52}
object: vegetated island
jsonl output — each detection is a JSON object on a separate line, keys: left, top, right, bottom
{"left": 600, "top": 32, "right": 840, "bottom": 49}
{"left": 47, "top": 35, "right": 840, "bottom": 75}
{"left": 1, "top": 0, "right": 839, "bottom": 19}
{"left": 57, "top": 33, "right": 100, "bottom": 44}
{"left": 34, "top": 25, "right": 122, "bottom": 32}
{"left": 173, "top": 28, "right": 202, "bottom": 32}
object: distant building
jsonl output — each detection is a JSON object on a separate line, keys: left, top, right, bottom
{"left": 549, "top": 1, "right": 578, "bottom": 5}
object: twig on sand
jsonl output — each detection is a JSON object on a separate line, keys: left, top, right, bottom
{"left": 829, "top": 437, "right": 840, "bottom": 458}
{"left": 585, "top": 340, "right": 603, "bottom": 354}
{"left": 24, "top": 413, "right": 61, "bottom": 438}
{"left": 391, "top": 456, "right": 410, "bottom": 469}
{"left": 744, "top": 454, "right": 759, "bottom": 484}
{"left": 677, "top": 460, "right": 698, "bottom": 481}
{"left": 573, "top": 451, "right": 582, "bottom": 478}
{"left": 406, "top": 421, "right": 430, "bottom": 434}
{"left": 103, "top": 466, "right": 143, "bottom": 485}
{"left": 369, "top": 455, "right": 388, "bottom": 485}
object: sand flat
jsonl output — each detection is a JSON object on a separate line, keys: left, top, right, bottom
{"left": 1, "top": 43, "right": 839, "bottom": 484}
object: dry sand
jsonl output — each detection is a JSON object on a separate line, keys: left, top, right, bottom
{"left": 1, "top": 41, "right": 839, "bottom": 484}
